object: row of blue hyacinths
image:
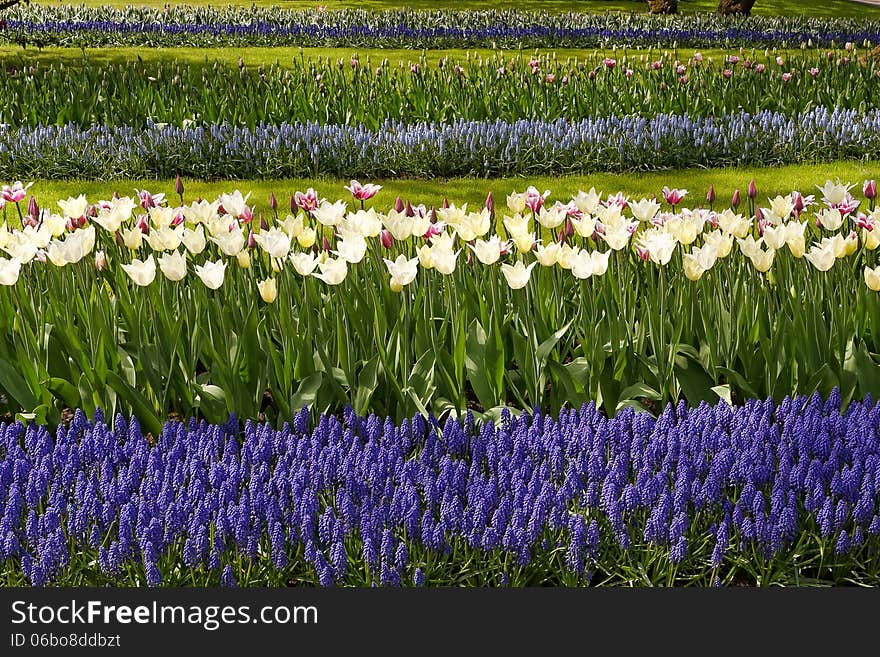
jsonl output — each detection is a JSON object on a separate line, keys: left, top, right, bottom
{"left": 1, "top": 392, "right": 879, "bottom": 587}
{"left": 2, "top": 107, "right": 878, "bottom": 180}
{"left": 3, "top": 6, "right": 878, "bottom": 48}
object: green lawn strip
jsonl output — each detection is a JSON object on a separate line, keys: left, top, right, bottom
{"left": 30, "top": 0, "right": 880, "bottom": 20}
{"left": 23, "top": 161, "right": 880, "bottom": 210}
{"left": 0, "top": 44, "right": 824, "bottom": 71}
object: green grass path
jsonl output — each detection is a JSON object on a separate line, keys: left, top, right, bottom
{"left": 21, "top": 161, "right": 880, "bottom": 210}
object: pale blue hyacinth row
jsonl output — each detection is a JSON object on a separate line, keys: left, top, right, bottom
{"left": 0, "top": 107, "right": 877, "bottom": 180}
{"left": 1, "top": 392, "right": 878, "bottom": 586}
{"left": 2, "top": 6, "right": 879, "bottom": 48}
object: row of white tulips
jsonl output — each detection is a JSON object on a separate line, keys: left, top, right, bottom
{"left": 1, "top": 179, "right": 879, "bottom": 302}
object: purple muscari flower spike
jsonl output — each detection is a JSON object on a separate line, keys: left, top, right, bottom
{"left": 413, "top": 568, "right": 425, "bottom": 587}
{"left": 221, "top": 564, "right": 237, "bottom": 588}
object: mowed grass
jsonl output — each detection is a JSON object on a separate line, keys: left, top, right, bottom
{"left": 23, "top": 161, "right": 880, "bottom": 210}
{"left": 0, "top": 44, "right": 822, "bottom": 71}
{"left": 30, "top": 0, "right": 880, "bottom": 20}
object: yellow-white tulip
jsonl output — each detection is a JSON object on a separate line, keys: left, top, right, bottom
{"left": 297, "top": 227, "right": 317, "bottom": 249}
{"left": 762, "top": 224, "right": 787, "bottom": 251}
{"left": 506, "top": 192, "right": 526, "bottom": 214}
{"left": 416, "top": 245, "right": 435, "bottom": 270}
{"left": 503, "top": 213, "right": 529, "bottom": 236}
{"left": 703, "top": 230, "right": 733, "bottom": 258}
{"left": 57, "top": 194, "right": 88, "bottom": 220}
{"left": 816, "top": 179, "right": 852, "bottom": 206}
{"left": 158, "top": 250, "right": 187, "bottom": 281}
{"left": 0, "top": 257, "right": 22, "bottom": 285}
{"left": 146, "top": 225, "right": 184, "bottom": 252}
{"left": 817, "top": 208, "right": 843, "bottom": 231}
{"left": 500, "top": 260, "right": 537, "bottom": 289}
{"left": 629, "top": 198, "right": 661, "bottom": 223}
{"left": 557, "top": 243, "right": 577, "bottom": 270}
{"left": 864, "top": 265, "right": 880, "bottom": 291}
{"left": 313, "top": 256, "right": 348, "bottom": 285}
{"left": 569, "top": 249, "right": 593, "bottom": 280}
{"left": 637, "top": 228, "right": 677, "bottom": 266}
{"left": 750, "top": 248, "right": 775, "bottom": 273}
{"left": 804, "top": 243, "right": 836, "bottom": 271}
{"left": 253, "top": 227, "right": 291, "bottom": 260}
{"left": 573, "top": 188, "right": 602, "bottom": 215}
{"left": 236, "top": 250, "right": 251, "bottom": 269}
{"left": 843, "top": 232, "right": 859, "bottom": 257}
{"left": 257, "top": 277, "right": 278, "bottom": 303}
{"left": 289, "top": 251, "right": 319, "bottom": 276}
{"left": 281, "top": 213, "right": 305, "bottom": 239}
{"left": 862, "top": 228, "right": 880, "bottom": 251}
{"left": 571, "top": 215, "right": 597, "bottom": 238}
{"left": 181, "top": 225, "right": 207, "bottom": 255}
{"left": 383, "top": 209, "right": 414, "bottom": 241}
{"left": 536, "top": 206, "right": 565, "bottom": 229}
{"left": 334, "top": 236, "right": 367, "bottom": 264}
{"left": 717, "top": 209, "right": 751, "bottom": 238}
{"left": 210, "top": 226, "right": 246, "bottom": 256}
{"left": 218, "top": 190, "right": 251, "bottom": 218}
{"left": 767, "top": 195, "right": 794, "bottom": 223}
{"left": 470, "top": 236, "right": 506, "bottom": 265}
{"left": 590, "top": 250, "right": 611, "bottom": 276}
{"left": 345, "top": 209, "right": 381, "bottom": 238}
{"left": 194, "top": 259, "right": 228, "bottom": 289}
{"left": 432, "top": 247, "right": 459, "bottom": 275}
{"left": 121, "top": 255, "right": 157, "bottom": 286}
{"left": 384, "top": 255, "right": 419, "bottom": 287}
{"left": 534, "top": 242, "right": 561, "bottom": 266}
{"left": 312, "top": 200, "right": 347, "bottom": 227}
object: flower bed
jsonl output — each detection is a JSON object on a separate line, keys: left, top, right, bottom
{"left": 2, "top": 50, "right": 877, "bottom": 128}
{"left": 1, "top": 393, "right": 878, "bottom": 587}
{"left": 2, "top": 107, "right": 879, "bottom": 180}
{"left": 1, "top": 179, "right": 879, "bottom": 426}
{"left": 3, "top": 6, "right": 879, "bottom": 49}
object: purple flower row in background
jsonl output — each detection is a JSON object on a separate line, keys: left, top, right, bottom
{"left": 1, "top": 392, "right": 878, "bottom": 587}
{"left": 1, "top": 107, "right": 877, "bottom": 180}
{"left": 2, "top": 7, "right": 878, "bottom": 49}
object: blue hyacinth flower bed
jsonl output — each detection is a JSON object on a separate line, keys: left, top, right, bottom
{"left": 1, "top": 392, "right": 878, "bottom": 587}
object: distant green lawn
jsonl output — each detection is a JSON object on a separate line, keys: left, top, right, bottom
{"left": 25, "top": 161, "right": 880, "bottom": 211}
{"left": 0, "top": 44, "right": 815, "bottom": 71}
{"left": 29, "top": 0, "right": 880, "bottom": 19}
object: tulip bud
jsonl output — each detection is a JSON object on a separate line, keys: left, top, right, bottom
{"left": 27, "top": 195, "right": 39, "bottom": 221}
{"left": 94, "top": 250, "right": 107, "bottom": 271}
{"left": 441, "top": 197, "right": 449, "bottom": 209}
{"left": 257, "top": 277, "right": 278, "bottom": 304}
{"left": 706, "top": 185, "right": 715, "bottom": 205}
{"left": 394, "top": 196, "right": 404, "bottom": 213}
{"left": 236, "top": 250, "right": 251, "bottom": 269}
{"left": 748, "top": 179, "right": 757, "bottom": 199}
{"left": 322, "top": 236, "right": 331, "bottom": 252}
{"left": 290, "top": 195, "right": 297, "bottom": 213}
{"left": 115, "top": 230, "right": 124, "bottom": 247}
{"left": 405, "top": 200, "right": 415, "bottom": 217}
{"left": 269, "top": 191, "right": 278, "bottom": 212}
{"left": 248, "top": 230, "right": 257, "bottom": 249}
{"left": 792, "top": 191, "right": 806, "bottom": 215}
{"left": 260, "top": 213, "right": 269, "bottom": 231}
{"left": 380, "top": 229, "right": 393, "bottom": 249}
{"left": 565, "top": 217, "right": 574, "bottom": 238}
{"left": 175, "top": 173, "right": 184, "bottom": 198}
{"left": 485, "top": 191, "right": 494, "bottom": 214}
{"left": 864, "top": 179, "right": 877, "bottom": 201}
{"left": 731, "top": 188, "right": 741, "bottom": 209}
